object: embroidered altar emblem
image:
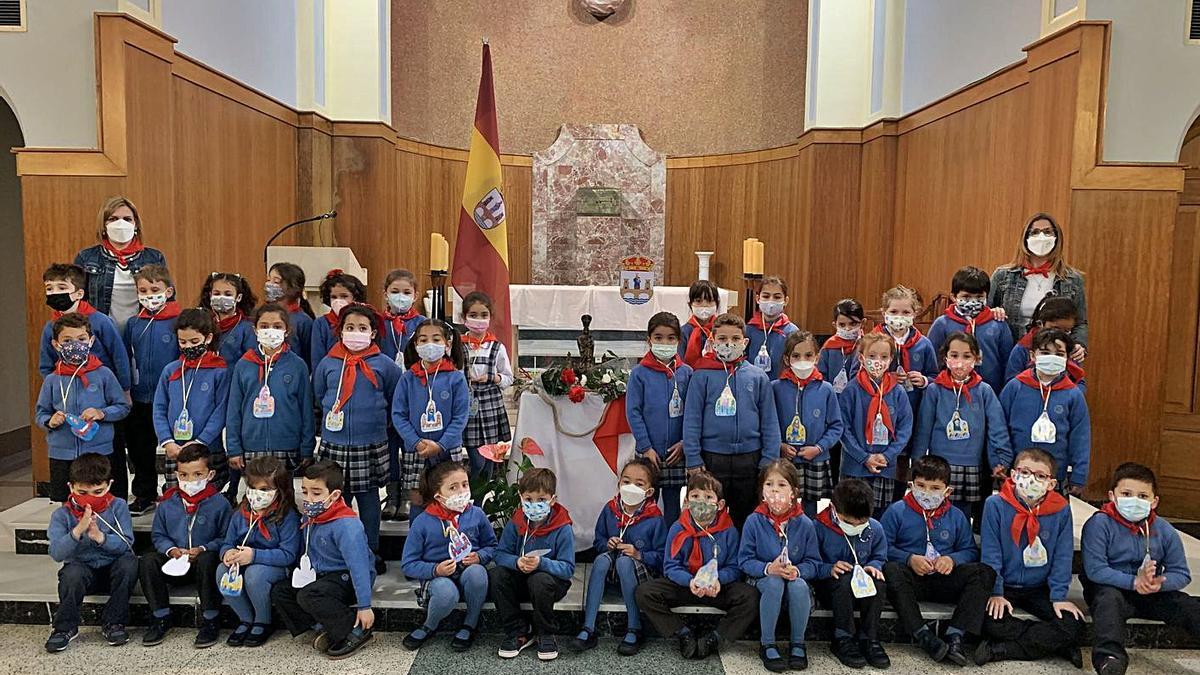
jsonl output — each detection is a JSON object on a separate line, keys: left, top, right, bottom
{"left": 473, "top": 188, "right": 506, "bottom": 230}
{"left": 619, "top": 255, "right": 655, "bottom": 306}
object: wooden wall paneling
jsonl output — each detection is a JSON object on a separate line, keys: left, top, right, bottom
{"left": 799, "top": 144, "right": 863, "bottom": 331}
{"left": 1021, "top": 53, "right": 1078, "bottom": 225}
{"left": 331, "top": 133, "right": 398, "bottom": 301}
{"left": 1156, "top": 432, "right": 1200, "bottom": 517}
{"left": 296, "top": 114, "right": 335, "bottom": 246}
{"left": 857, "top": 132, "right": 898, "bottom": 315}
{"left": 1164, "top": 206, "right": 1200, "bottom": 414}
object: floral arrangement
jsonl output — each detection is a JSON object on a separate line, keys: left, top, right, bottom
{"left": 537, "top": 356, "right": 629, "bottom": 403}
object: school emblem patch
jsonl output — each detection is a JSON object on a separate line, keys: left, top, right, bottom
{"left": 473, "top": 188, "right": 506, "bottom": 230}
{"left": 619, "top": 255, "right": 655, "bottom": 306}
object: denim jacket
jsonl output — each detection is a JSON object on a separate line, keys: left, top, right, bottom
{"left": 989, "top": 265, "right": 1087, "bottom": 346}
{"left": 74, "top": 245, "right": 168, "bottom": 316}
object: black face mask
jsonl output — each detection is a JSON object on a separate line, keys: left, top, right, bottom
{"left": 180, "top": 344, "right": 208, "bottom": 361}
{"left": 46, "top": 293, "right": 75, "bottom": 312}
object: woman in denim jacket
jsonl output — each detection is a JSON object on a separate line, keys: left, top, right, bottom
{"left": 989, "top": 212, "right": 1087, "bottom": 361}
{"left": 73, "top": 196, "right": 168, "bottom": 331}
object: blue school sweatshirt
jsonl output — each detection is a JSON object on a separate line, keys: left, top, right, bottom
{"left": 591, "top": 500, "right": 667, "bottom": 574}
{"left": 225, "top": 349, "right": 316, "bottom": 459}
{"left": 626, "top": 356, "right": 692, "bottom": 458}
{"left": 661, "top": 517, "right": 742, "bottom": 588}
{"left": 881, "top": 498, "right": 979, "bottom": 565}
{"left": 380, "top": 312, "right": 427, "bottom": 363}
{"left": 216, "top": 318, "right": 257, "bottom": 367}
{"left": 980, "top": 491, "right": 1073, "bottom": 600}
{"left": 812, "top": 508, "right": 888, "bottom": 579}
{"left": 123, "top": 306, "right": 181, "bottom": 403}
{"left": 152, "top": 359, "right": 230, "bottom": 452}
{"left": 287, "top": 307, "right": 314, "bottom": 368}
{"left": 36, "top": 364, "right": 131, "bottom": 460}
{"left": 400, "top": 505, "right": 498, "bottom": 580}
{"left": 309, "top": 314, "right": 337, "bottom": 367}
{"left": 817, "top": 341, "right": 861, "bottom": 393}
{"left": 1081, "top": 509, "right": 1191, "bottom": 593}
{"left": 1005, "top": 345, "right": 1088, "bottom": 394}
{"left": 737, "top": 510, "right": 821, "bottom": 580}
{"left": 912, "top": 376, "right": 1012, "bottom": 468}
{"left": 772, "top": 375, "right": 845, "bottom": 464}
{"left": 495, "top": 508, "right": 576, "bottom": 580}
{"left": 746, "top": 315, "right": 799, "bottom": 380}
{"left": 306, "top": 514, "right": 376, "bottom": 608}
{"left": 151, "top": 491, "right": 233, "bottom": 554}
{"left": 837, "top": 376, "right": 913, "bottom": 480}
{"left": 218, "top": 507, "right": 302, "bottom": 568}
{"left": 880, "top": 328, "right": 939, "bottom": 413}
{"left": 48, "top": 499, "right": 135, "bottom": 567}
{"left": 40, "top": 308, "right": 132, "bottom": 391}
{"left": 682, "top": 360, "right": 781, "bottom": 469}
{"left": 392, "top": 363, "right": 470, "bottom": 453}
{"left": 999, "top": 372, "right": 1091, "bottom": 488}
{"left": 312, "top": 350, "right": 402, "bottom": 446}
{"left": 928, "top": 312, "right": 1014, "bottom": 394}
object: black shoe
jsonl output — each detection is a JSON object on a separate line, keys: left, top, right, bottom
{"left": 789, "top": 647, "right": 809, "bottom": 670}
{"left": 194, "top": 618, "right": 219, "bottom": 648}
{"left": 571, "top": 627, "right": 598, "bottom": 652}
{"left": 244, "top": 624, "right": 275, "bottom": 648}
{"left": 128, "top": 498, "right": 156, "bottom": 516}
{"left": 498, "top": 631, "right": 533, "bottom": 658}
{"left": 833, "top": 637, "right": 867, "bottom": 669}
{"left": 1095, "top": 655, "right": 1127, "bottom": 675}
{"left": 973, "top": 640, "right": 1006, "bottom": 666}
{"left": 312, "top": 631, "right": 330, "bottom": 653}
{"left": 374, "top": 555, "right": 387, "bottom": 575}
{"left": 944, "top": 633, "right": 969, "bottom": 667}
{"left": 915, "top": 628, "right": 948, "bottom": 663}
{"left": 103, "top": 623, "right": 129, "bottom": 646}
{"left": 677, "top": 629, "right": 698, "bottom": 659}
{"left": 450, "top": 625, "right": 477, "bottom": 652}
{"left": 44, "top": 628, "right": 78, "bottom": 653}
{"left": 696, "top": 630, "right": 720, "bottom": 659}
{"left": 402, "top": 626, "right": 434, "bottom": 651}
{"left": 616, "top": 630, "right": 643, "bottom": 656}
{"left": 862, "top": 639, "right": 890, "bottom": 669}
{"left": 1063, "top": 645, "right": 1083, "bottom": 669}
{"left": 760, "top": 644, "right": 787, "bottom": 672}
{"left": 327, "top": 627, "right": 374, "bottom": 660}
{"left": 142, "top": 617, "right": 171, "bottom": 646}
{"left": 537, "top": 635, "right": 559, "bottom": 661}
{"left": 226, "top": 625, "right": 251, "bottom": 647}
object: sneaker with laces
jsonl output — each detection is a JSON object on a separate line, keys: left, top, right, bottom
{"left": 537, "top": 635, "right": 559, "bottom": 661}
{"left": 497, "top": 631, "right": 533, "bottom": 658}
{"left": 44, "top": 628, "right": 78, "bottom": 653}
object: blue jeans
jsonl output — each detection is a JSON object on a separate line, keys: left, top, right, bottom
{"left": 756, "top": 576, "right": 812, "bottom": 646}
{"left": 422, "top": 564, "right": 489, "bottom": 630}
{"left": 217, "top": 563, "right": 287, "bottom": 625}
{"left": 344, "top": 491, "right": 381, "bottom": 552}
{"left": 583, "top": 552, "right": 643, "bottom": 632}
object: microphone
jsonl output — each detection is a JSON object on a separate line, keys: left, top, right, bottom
{"left": 262, "top": 211, "right": 338, "bottom": 265}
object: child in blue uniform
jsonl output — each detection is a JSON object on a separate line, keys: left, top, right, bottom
{"left": 265, "top": 262, "right": 315, "bottom": 367}
{"left": 310, "top": 269, "right": 368, "bottom": 366}
{"left": 380, "top": 269, "right": 428, "bottom": 520}
{"left": 627, "top": 312, "right": 692, "bottom": 523}
{"left": 1005, "top": 296, "right": 1086, "bottom": 391}
{"left": 819, "top": 298, "right": 865, "bottom": 394}
{"left": 928, "top": 266, "right": 1014, "bottom": 392}
{"left": 774, "top": 330, "right": 844, "bottom": 517}
{"left": 401, "top": 461, "right": 496, "bottom": 652}
{"left": 738, "top": 460, "right": 821, "bottom": 672}
{"left": 576, "top": 457, "right": 666, "bottom": 656}
{"left": 40, "top": 263, "right": 131, "bottom": 392}
{"left": 876, "top": 285, "right": 938, "bottom": 410}
{"left": 460, "top": 291, "right": 513, "bottom": 480}
{"left": 747, "top": 276, "right": 799, "bottom": 379}
{"left": 200, "top": 271, "right": 258, "bottom": 366}
{"left": 679, "top": 280, "right": 721, "bottom": 368}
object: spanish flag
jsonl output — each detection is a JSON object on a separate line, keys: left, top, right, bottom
{"left": 452, "top": 41, "right": 511, "bottom": 349}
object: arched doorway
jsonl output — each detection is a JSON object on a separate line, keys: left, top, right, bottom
{"left": 0, "top": 93, "right": 30, "bottom": 506}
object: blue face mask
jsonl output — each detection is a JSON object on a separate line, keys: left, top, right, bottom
{"left": 302, "top": 498, "right": 329, "bottom": 518}
{"left": 1116, "top": 496, "right": 1152, "bottom": 522}
{"left": 521, "top": 500, "right": 552, "bottom": 522}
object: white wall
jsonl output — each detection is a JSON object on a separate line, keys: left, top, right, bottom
{"left": 900, "top": 0, "right": 1041, "bottom": 113}
{"left": 161, "top": 0, "right": 298, "bottom": 106}
{"left": 1087, "top": 0, "right": 1200, "bottom": 161}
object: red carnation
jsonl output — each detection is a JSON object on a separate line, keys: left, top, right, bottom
{"left": 561, "top": 368, "right": 577, "bottom": 385}
{"left": 567, "top": 385, "right": 586, "bottom": 403}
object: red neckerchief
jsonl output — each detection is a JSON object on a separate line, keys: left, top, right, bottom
{"left": 748, "top": 312, "right": 791, "bottom": 335}
{"left": 607, "top": 497, "right": 663, "bottom": 530}
{"left": 391, "top": 306, "right": 421, "bottom": 322}
{"left": 462, "top": 331, "right": 499, "bottom": 350}
{"left": 101, "top": 237, "right": 144, "bottom": 268}
{"left": 283, "top": 300, "right": 302, "bottom": 314}
{"left": 670, "top": 508, "right": 734, "bottom": 574}
{"left": 683, "top": 316, "right": 715, "bottom": 366}
{"left": 638, "top": 352, "right": 680, "bottom": 378}
{"left": 821, "top": 334, "right": 858, "bottom": 354}
{"left": 55, "top": 354, "right": 103, "bottom": 388}
{"left": 384, "top": 307, "right": 419, "bottom": 338}
{"left": 215, "top": 310, "right": 244, "bottom": 334}
{"left": 327, "top": 342, "right": 382, "bottom": 410}
{"left": 51, "top": 300, "right": 98, "bottom": 321}
{"left": 942, "top": 305, "right": 995, "bottom": 333}
{"left": 241, "top": 344, "right": 291, "bottom": 381}
{"left": 239, "top": 503, "right": 277, "bottom": 540}
{"left": 753, "top": 501, "right": 804, "bottom": 536}
{"left": 512, "top": 502, "right": 573, "bottom": 538}
{"left": 409, "top": 357, "right": 458, "bottom": 385}
{"left": 424, "top": 500, "right": 466, "bottom": 531}
{"left": 932, "top": 370, "right": 982, "bottom": 403}
{"left": 1022, "top": 261, "right": 1053, "bottom": 277}
{"left": 65, "top": 493, "right": 114, "bottom": 519}
{"left": 780, "top": 367, "right": 823, "bottom": 387}
{"left": 302, "top": 499, "right": 359, "bottom": 528}
{"left": 693, "top": 354, "right": 745, "bottom": 371}
{"left": 1015, "top": 368, "right": 1076, "bottom": 392}
{"left": 815, "top": 505, "right": 844, "bottom": 534}
{"left": 903, "top": 492, "right": 952, "bottom": 531}
{"left": 998, "top": 478, "right": 1067, "bottom": 546}
{"left": 1018, "top": 327, "right": 1038, "bottom": 349}
{"left": 168, "top": 352, "right": 227, "bottom": 381}
{"left": 855, "top": 370, "right": 898, "bottom": 444}
{"left": 160, "top": 484, "right": 221, "bottom": 514}
{"left": 1016, "top": 333, "right": 1087, "bottom": 383}
{"left": 874, "top": 324, "right": 924, "bottom": 371}
{"left": 1099, "top": 501, "right": 1158, "bottom": 535}
{"left": 322, "top": 311, "right": 340, "bottom": 333}
{"left": 138, "top": 300, "right": 182, "bottom": 321}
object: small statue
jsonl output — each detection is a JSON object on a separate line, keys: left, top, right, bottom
{"left": 577, "top": 314, "right": 595, "bottom": 365}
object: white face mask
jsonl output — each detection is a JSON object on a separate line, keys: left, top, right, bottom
{"left": 650, "top": 342, "right": 677, "bottom": 360}
{"left": 246, "top": 488, "right": 277, "bottom": 511}
{"left": 790, "top": 360, "right": 816, "bottom": 379}
{"left": 691, "top": 306, "right": 716, "bottom": 321}
{"left": 619, "top": 483, "right": 647, "bottom": 507}
{"left": 838, "top": 517, "right": 868, "bottom": 537}
{"left": 758, "top": 300, "right": 784, "bottom": 317}
{"left": 714, "top": 341, "right": 744, "bottom": 362}
{"left": 416, "top": 342, "right": 447, "bottom": 362}
{"left": 440, "top": 491, "right": 472, "bottom": 513}
{"left": 256, "top": 328, "right": 286, "bottom": 350}
{"left": 1035, "top": 354, "right": 1067, "bottom": 377}
{"left": 106, "top": 217, "right": 137, "bottom": 244}
{"left": 835, "top": 327, "right": 862, "bottom": 341}
{"left": 388, "top": 292, "right": 414, "bottom": 313}
{"left": 329, "top": 298, "right": 351, "bottom": 316}
{"left": 138, "top": 293, "right": 167, "bottom": 312}
{"left": 1013, "top": 471, "right": 1049, "bottom": 503}
{"left": 884, "top": 314, "right": 913, "bottom": 334}
{"left": 1026, "top": 233, "right": 1057, "bottom": 257}
{"left": 179, "top": 478, "right": 209, "bottom": 497}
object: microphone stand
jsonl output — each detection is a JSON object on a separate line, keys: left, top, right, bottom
{"left": 262, "top": 211, "right": 338, "bottom": 266}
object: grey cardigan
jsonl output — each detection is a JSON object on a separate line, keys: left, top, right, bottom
{"left": 989, "top": 265, "right": 1088, "bottom": 346}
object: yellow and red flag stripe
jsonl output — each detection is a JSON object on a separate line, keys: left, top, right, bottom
{"left": 452, "top": 42, "right": 512, "bottom": 349}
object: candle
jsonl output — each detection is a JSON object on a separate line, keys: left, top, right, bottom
{"left": 754, "top": 240, "right": 765, "bottom": 275}
{"left": 743, "top": 238, "right": 757, "bottom": 276}
{"left": 439, "top": 236, "right": 450, "bottom": 271}
{"left": 430, "top": 233, "right": 441, "bottom": 272}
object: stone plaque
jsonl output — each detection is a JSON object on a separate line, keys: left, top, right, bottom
{"left": 575, "top": 187, "right": 621, "bottom": 216}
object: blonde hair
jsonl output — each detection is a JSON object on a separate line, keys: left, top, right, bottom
{"left": 1006, "top": 212, "right": 1078, "bottom": 278}
{"left": 96, "top": 196, "right": 143, "bottom": 243}
{"left": 881, "top": 285, "right": 921, "bottom": 314}
{"left": 858, "top": 331, "right": 897, "bottom": 358}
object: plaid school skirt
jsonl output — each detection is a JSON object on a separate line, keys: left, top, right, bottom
{"left": 795, "top": 459, "right": 834, "bottom": 505}
{"left": 948, "top": 463, "right": 985, "bottom": 503}
{"left": 598, "top": 550, "right": 653, "bottom": 585}
{"left": 658, "top": 459, "right": 687, "bottom": 490}
{"left": 316, "top": 440, "right": 390, "bottom": 495}
{"left": 242, "top": 449, "right": 299, "bottom": 471}
{"left": 464, "top": 382, "right": 511, "bottom": 449}
{"left": 849, "top": 475, "right": 894, "bottom": 512}
{"left": 401, "top": 445, "right": 469, "bottom": 491}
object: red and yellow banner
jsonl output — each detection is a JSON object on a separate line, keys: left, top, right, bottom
{"left": 452, "top": 42, "right": 512, "bottom": 349}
